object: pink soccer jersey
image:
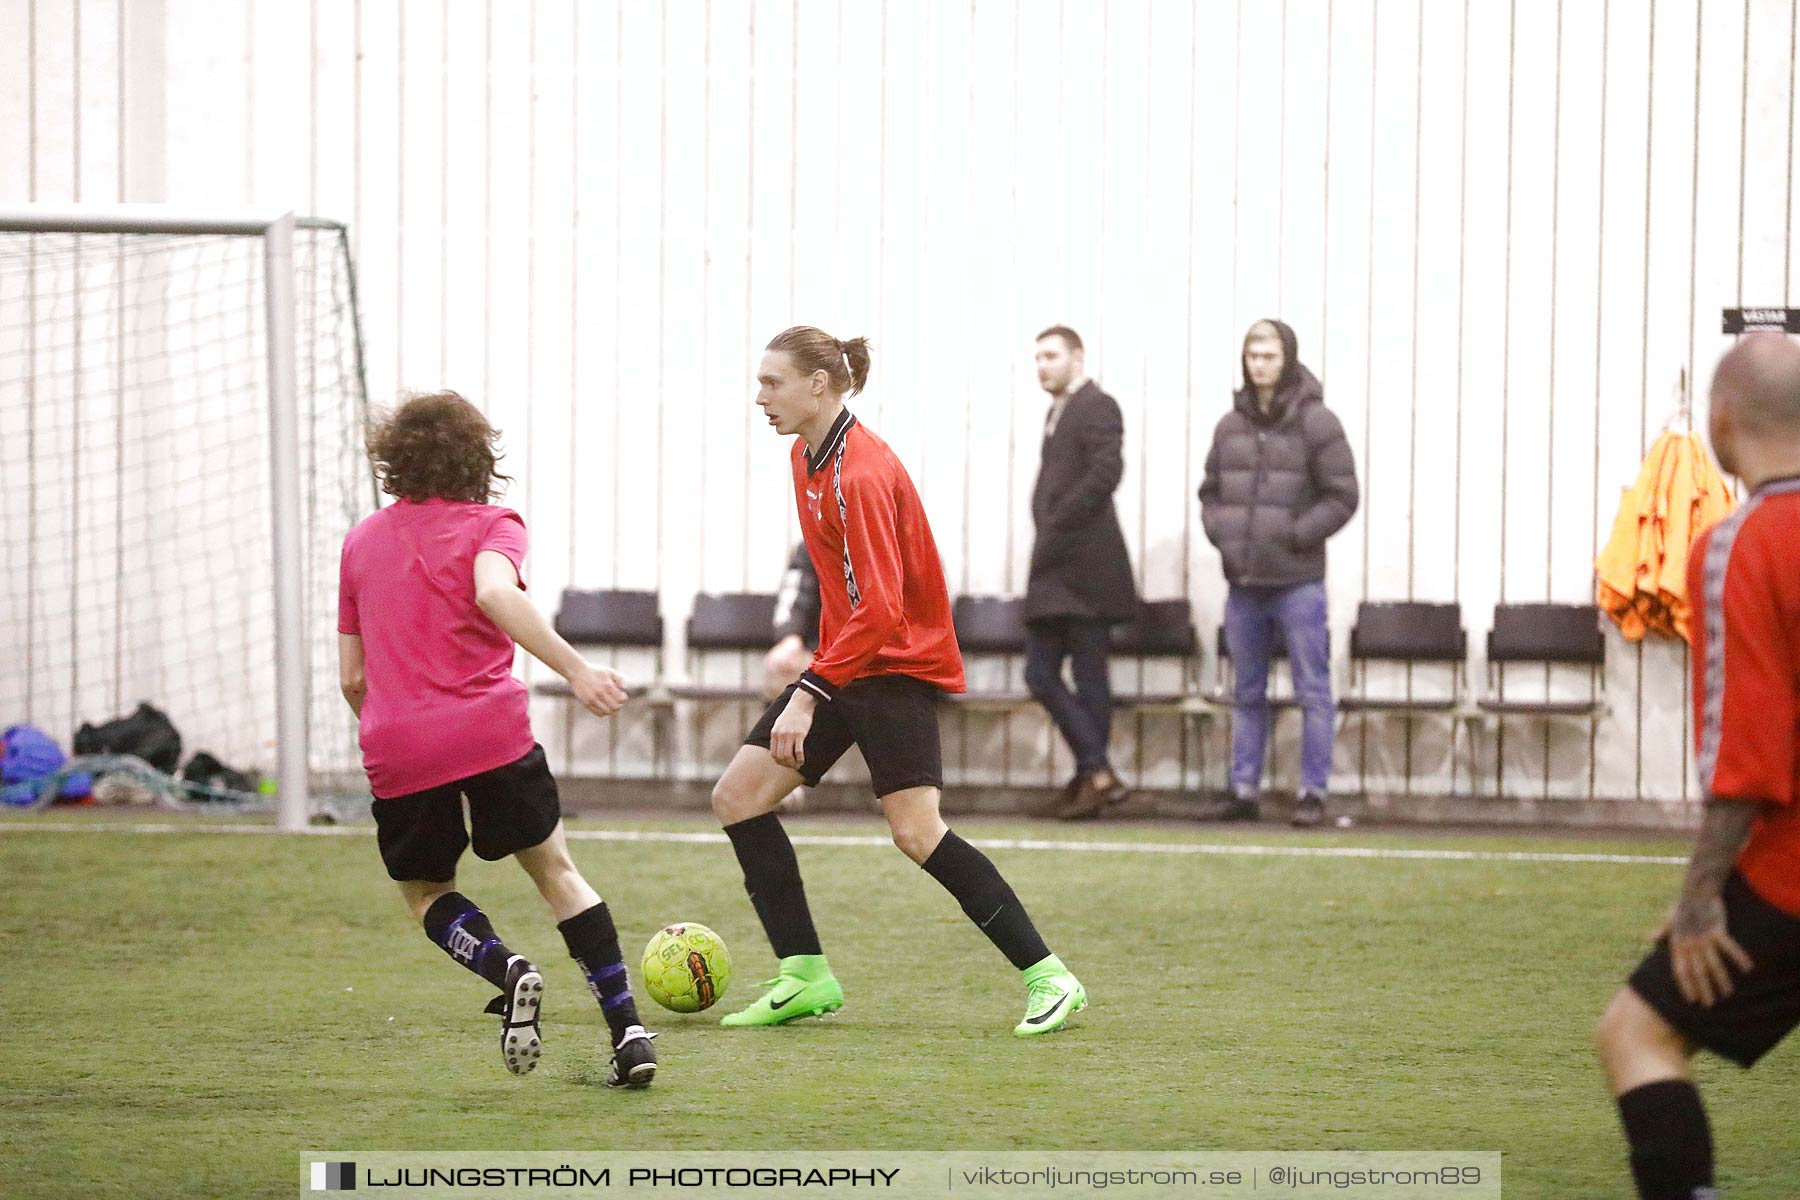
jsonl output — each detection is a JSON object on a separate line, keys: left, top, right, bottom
{"left": 338, "top": 498, "right": 536, "bottom": 797}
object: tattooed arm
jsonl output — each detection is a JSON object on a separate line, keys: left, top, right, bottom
{"left": 1667, "top": 797, "right": 1764, "bottom": 1007}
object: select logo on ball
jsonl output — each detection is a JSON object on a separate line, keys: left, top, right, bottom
{"left": 686, "top": 950, "right": 716, "bottom": 1009}
{"left": 641, "top": 922, "right": 732, "bottom": 1013}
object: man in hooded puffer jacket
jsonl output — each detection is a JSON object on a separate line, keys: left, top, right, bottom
{"left": 1198, "top": 319, "right": 1359, "bottom": 826}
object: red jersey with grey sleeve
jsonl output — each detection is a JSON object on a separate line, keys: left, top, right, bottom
{"left": 791, "top": 409, "right": 966, "bottom": 700}
{"left": 1688, "top": 478, "right": 1800, "bottom": 917}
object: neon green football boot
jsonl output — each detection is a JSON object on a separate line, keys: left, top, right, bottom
{"left": 719, "top": 954, "right": 844, "bottom": 1027}
{"left": 1014, "top": 955, "right": 1086, "bottom": 1036}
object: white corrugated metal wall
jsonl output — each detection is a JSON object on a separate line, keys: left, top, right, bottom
{"left": 3, "top": 0, "right": 1796, "bottom": 809}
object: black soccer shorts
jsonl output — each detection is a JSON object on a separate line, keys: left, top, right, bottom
{"left": 1627, "top": 871, "right": 1800, "bottom": 1067}
{"left": 370, "top": 743, "right": 563, "bottom": 882}
{"left": 745, "top": 674, "right": 945, "bottom": 798}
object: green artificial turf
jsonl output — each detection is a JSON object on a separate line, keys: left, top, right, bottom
{"left": 2, "top": 812, "right": 1791, "bottom": 1198}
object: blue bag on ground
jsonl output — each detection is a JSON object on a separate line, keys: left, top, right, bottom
{"left": 3, "top": 725, "right": 67, "bottom": 806}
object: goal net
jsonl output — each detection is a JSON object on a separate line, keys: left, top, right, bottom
{"left": 0, "top": 209, "right": 376, "bottom": 823}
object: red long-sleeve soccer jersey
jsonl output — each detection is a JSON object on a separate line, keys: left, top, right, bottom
{"left": 791, "top": 409, "right": 965, "bottom": 700}
{"left": 1687, "top": 478, "right": 1800, "bottom": 917}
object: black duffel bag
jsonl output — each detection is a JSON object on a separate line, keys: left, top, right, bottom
{"left": 73, "top": 702, "right": 183, "bottom": 775}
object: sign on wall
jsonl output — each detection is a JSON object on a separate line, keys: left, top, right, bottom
{"left": 1721, "top": 308, "right": 1800, "bottom": 334}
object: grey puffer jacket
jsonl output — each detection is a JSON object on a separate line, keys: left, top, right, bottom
{"left": 1198, "top": 321, "right": 1359, "bottom": 588}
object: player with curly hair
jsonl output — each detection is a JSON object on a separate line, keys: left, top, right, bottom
{"left": 339, "top": 390, "right": 658, "bottom": 1087}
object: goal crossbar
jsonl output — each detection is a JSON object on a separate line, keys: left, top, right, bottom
{"left": 0, "top": 205, "right": 343, "bottom": 237}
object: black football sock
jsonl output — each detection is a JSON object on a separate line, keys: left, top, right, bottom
{"left": 422, "top": 892, "right": 518, "bottom": 989}
{"left": 724, "top": 812, "right": 823, "bottom": 958}
{"left": 557, "top": 902, "right": 641, "bottom": 1045}
{"left": 1616, "top": 1079, "right": 1715, "bottom": 1200}
{"left": 920, "top": 829, "right": 1052, "bottom": 970}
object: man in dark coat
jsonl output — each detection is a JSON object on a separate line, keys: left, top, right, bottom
{"left": 1023, "top": 326, "right": 1140, "bottom": 820}
{"left": 1199, "top": 319, "right": 1358, "bottom": 826}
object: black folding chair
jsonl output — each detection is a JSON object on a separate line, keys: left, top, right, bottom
{"left": 538, "top": 588, "right": 667, "bottom": 775}
{"left": 673, "top": 592, "right": 780, "bottom": 701}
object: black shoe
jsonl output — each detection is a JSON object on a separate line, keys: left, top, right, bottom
{"left": 1213, "top": 797, "right": 1259, "bottom": 821}
{"left": 1291, "top": 793, "right": 1326, "bottom": 828}
{"left": 1058, "top": 773, "right": 1106, "bottom": 821}
{"left": 1034, "top": 774, "right": 1085, "bottom": 819}
{"left": 606, "top": 1025, "right": 659, "bottom": 1089}
{"left": 1098, "top": 771, "right": 1131, "bottom": 810}
{"left": 483, "top": 956, "right": 544, "bottom": 1075}
{"left": 1061, "top": 770, "right": 1130, "bottom": 821}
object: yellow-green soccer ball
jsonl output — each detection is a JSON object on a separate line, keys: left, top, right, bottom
{"left": 641, "top": 923, "right": 732, "bottom": 1013}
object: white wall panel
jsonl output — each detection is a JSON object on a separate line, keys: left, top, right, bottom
{"left": 1641, "top": 0, "right": 1704, "bottom": 806}
{"left": 9, "top": 0, "right": 1797, "bottom": 808}
{"left": 744, "top": 0, "right": 801, "bottom": 578}
{"left": 569, "top": 1, "right": 622, "bottom": 589}
{"left": 1546, "top": 0, "right": 1608, "bottom": 803}
{"left": 436, "top": 2, "right": 488, "bottom": 464}
{"left": 1592, "top": 1, "right": 1655, "bottom": 804}
{"left": 1409, "top": 0, "right": 1464, "bottom": 608}
{"left": 0, "top": 1, "right": 34, "bottom": 202}
{"left": 1141, "top": 0, "right": 1200, "bottom": 606}
{"left": 1186, "top": 0, "right": 1240, "bottom": 649}
{"left": 1551, "top": 0, "right": 1606, "bottom": 607}
{"left": 1451, "top": 0, "right": 1513, "bottom": 798}
{"left": 1693, "top": 0, "right": 1747, "bottom": 442}
{"left": 1319, "top": 0, "right": 1374, "bottom": 618}
{"left": 162, "top": 0, "right": 240, "bottom": 205}
{"left": 348, "top": 1, "right": 400, "bottom": 414}
{"left": 250, "top": 0, "right": 310, "bottom": 215}
{"left": 310, "top": 1, "right": 358, "bottom": 245}
{"left": 609, "top": 1, "right": 664, "bottom": 597}
{"left": 1364, "top": 0, "right": 1421, "bottom": 607}
{"left": 659, "top": 0, "right": 710, "bottom": 616}
{"left": 1500, "top": 0, "right": 1556, "bottom": 612}
{"left": 697, "top": 0, "right": 755, "bottom": 592}
{"left": 962, "top": 0, "right": 1020, "bottom": 599}
{"left": 32, "top": 2, "right": 81, "bottom": 202}
{"left": 1277, "top": 2, "right": 1328, "bottom": 343}
{"left": 75, "top": 0, "right": 121, "bottom": 203}
{"left": 913, "top": 0, "right": 974, "bottom": 590}
{"left": 1097, "top": 0, "right": 1147, "bottom": 609}
{"left": 392, "top": 0, "right": 445, "bottom": 395}
{"left": 525, "top": 0, "right": 579, "bottom": 650}
{"left": 1740, "top": 0, "right": 1793, "bottom": 303}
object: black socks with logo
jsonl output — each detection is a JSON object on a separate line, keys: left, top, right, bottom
{"left": 558, "top": 901, "right": 641, "bottom": 1046}
{"left": 921, "top": 830, "right": 1052, "bottom": 970}
{"left": 724, "top": 812, "right": 824, "bottom": 958}
{"left": 422, "top": 892, "right": 516, "bottom": 989}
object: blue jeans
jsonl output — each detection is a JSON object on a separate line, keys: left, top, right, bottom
{"left": 1223, "top": 582, "right": 1334, "bottom": 795}
{"left": 1023, "top": 618, "right": 1114, "bottom": 774}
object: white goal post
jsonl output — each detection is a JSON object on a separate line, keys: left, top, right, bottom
{"left": 0, "top": 205, "right": 374, "bottom": 831}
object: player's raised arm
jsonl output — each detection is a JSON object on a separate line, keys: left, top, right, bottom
{"left": 473, "top": 550, "right": 628, "bottom": 719}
